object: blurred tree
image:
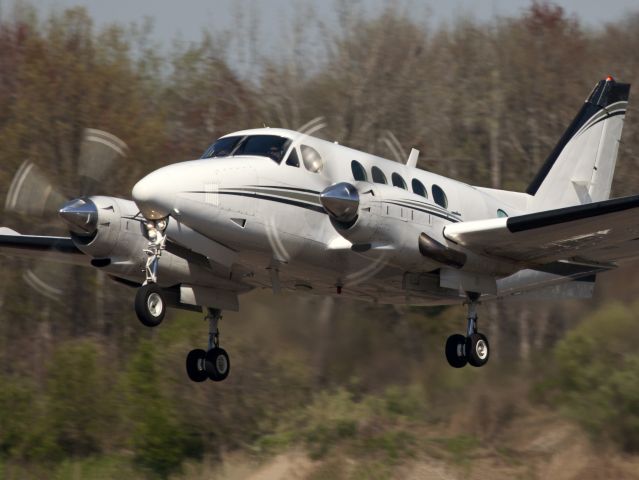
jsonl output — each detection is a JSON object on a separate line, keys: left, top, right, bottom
{"left": 553, "top": 302, "right": 639, "bottom": 451}
{"left": 46, "top": 340, "right": 118, "bottom": 456}
{"left": 164, "top": 34, "right": 258, "bottom": 160}
{"left": 125, "top": 340, "right": 201, "bottom": 478}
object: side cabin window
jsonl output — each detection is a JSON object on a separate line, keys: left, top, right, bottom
{"left": 201, "top": 136, "right": 242, "bottom": 158}
{"left": 412, "top": 179, "right": 428, "bottom": 198}
{"left": 432, "top": 184, "right": 448, "bottom": 209}
{"left": 371, "top": 166, "right": 387, "bottom": 184}
{"left": 497, "top": 209, "right": 508, "bottom": 218}
{"left": 301, "top": 145, "right": 323, "bottom": 173}
{"left": 391, "top": 173, "right": 407, "bottom": 189}
{"left": 235, "top": 135, "right": 291, "bottom": 163}
{"left": 351, "top": 160, "right": 367, "bottom": 181}
{"left": 285, "top": 147, "right": 300, "bottom": 167}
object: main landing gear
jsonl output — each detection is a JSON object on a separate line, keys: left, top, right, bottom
{"left": 185, "top": 308, "right": 230, "bottom": 382}
{"left": 445, "top": 292, "right": 490, "bottom": 368}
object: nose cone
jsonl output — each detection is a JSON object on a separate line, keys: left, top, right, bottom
{"left": 320, "top": 182, "right": 359, "bottom": 223}
{"left": 59, "top": 198, "right": 98, "bottom": 235}
{"left": 132, "top": 168, "right": 174, "bottom": 219}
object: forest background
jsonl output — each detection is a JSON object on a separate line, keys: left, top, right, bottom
{"left": 2, "top": 1, "right": 639, "bottom": 478}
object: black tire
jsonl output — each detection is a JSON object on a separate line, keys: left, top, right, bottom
{"left": 205, "top": 347, "right": 230, "bottom": 382}
{"left": 134, "top": 284, "right": 166, "bottom": 327}
{"left": 186, "top": 349, "right": 208, "bottom": 382}
{"left": 467, "top": 333, "right": 490, "bottom": 367}
{"left": 445, "top": 334, "right": 468, "bottom": 368}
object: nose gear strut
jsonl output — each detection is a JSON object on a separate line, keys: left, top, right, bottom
{"left": 143, "top": 218, "right": 168, "bottom": 285}
{"left": 135, "top": 218, "right": 169, "bottom": 327}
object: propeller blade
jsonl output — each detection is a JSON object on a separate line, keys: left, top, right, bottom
{"left": 78, "top": 129, "right": 128, "bottom": 195}
{"left": 5, "top": 161, "right": 68, "bottom": 217}
{"left": 22, "top": 267, "right": 66, "bottom": 302}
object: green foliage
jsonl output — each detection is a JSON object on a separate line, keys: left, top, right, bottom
{"left": 125, "top": 340, "right": 202, "bottom": 478}
{"left": 552, "top": 302, "right": 639, "bottom": 451}
{"left": 0, "top": 375, "right": 38, "bottom": 457}
{"left": 431, "top": 435, "right": 480, "bottom": 465}
{"left": 46, "top": 340, "right": 118, "bottom": 457}
{"left": 52, "top": 455, "right": 138, "bottom": 480}
{"left": 2, "top": 0, "right": 639, "bottom": 476}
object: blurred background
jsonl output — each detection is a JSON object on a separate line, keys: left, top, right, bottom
{"left": 2, "top": 0, "right": 639, "bottom": 478}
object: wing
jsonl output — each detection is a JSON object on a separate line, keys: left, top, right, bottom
{"left": 0, "top": 227, "right": 89, "bottom": 266}
{"left": 444, "top": 195, "right": 639, "bottom": 266}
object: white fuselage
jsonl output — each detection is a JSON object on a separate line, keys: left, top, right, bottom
{"left": 131, "top": 128, "right": 584, "bottom": 306}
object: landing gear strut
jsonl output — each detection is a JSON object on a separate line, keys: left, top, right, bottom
{"left": 445, "top": 292, "right": 490, "bottom": 368}
{"left": 135, "top": 219, "right": 168, "bottom": 327}
{"left": 186, "top": 308, "right": 230, "bottom": 382}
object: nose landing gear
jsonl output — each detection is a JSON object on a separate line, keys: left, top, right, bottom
{"left": 135, "top": 219, "right": 168, "bottom": 327}
{"left": 186, "top": 308, "right": 230, "bottom": 382}
{"left": 445, "top": 292, "right": 490, "bottom": 368}
{"left": 135, "top": 283, "right": 166, "bottom": 327}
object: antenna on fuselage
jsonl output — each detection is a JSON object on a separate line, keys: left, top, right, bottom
{"left": 406, "top": 148, "right": 420, "bottom": 169}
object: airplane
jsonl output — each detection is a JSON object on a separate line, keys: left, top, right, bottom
{"left": 0, "top": 76, "right": 632, "bottom": 382}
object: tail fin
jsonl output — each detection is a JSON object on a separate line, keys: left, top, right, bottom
{"left": 527, "top": 77, "right": 630, "bottom": 211}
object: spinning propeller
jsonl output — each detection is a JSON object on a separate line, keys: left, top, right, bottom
{"left": 4, "top": 129, "right": 128, "bottom": 300}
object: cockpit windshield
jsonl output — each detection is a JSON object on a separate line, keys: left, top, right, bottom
{"left": 201, "top": 136, "right": 242, "bottom": 158}
{"left": 201, "top": 135, "right": 292, "bottom": 163}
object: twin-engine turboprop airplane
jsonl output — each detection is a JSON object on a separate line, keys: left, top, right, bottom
{"left": 0, "top": 77, "right": 633, "bottom": 381}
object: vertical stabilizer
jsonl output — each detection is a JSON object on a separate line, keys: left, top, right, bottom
{"left": 527, "top": 77, "right": 630, "bottom": 211}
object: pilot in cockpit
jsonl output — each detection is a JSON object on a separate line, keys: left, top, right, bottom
{"left": 268, "top": 144, "right": 284, "bottom": 162}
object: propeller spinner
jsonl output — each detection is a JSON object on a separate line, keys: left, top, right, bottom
{"left": 319, "top": 182, "right": 360, "bottom": 223}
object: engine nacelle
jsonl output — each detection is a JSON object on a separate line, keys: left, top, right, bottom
{"left": 324, "top": 183, "right": 440, "bottom": 271}
{"left": 321, "top": 182, "right": 515, "bottom": 277}
{"left": 65, "top": 196, "right": 218, "bottom": 288}
{"left": 70, "top": 196, "right": 146, "bottom": 260}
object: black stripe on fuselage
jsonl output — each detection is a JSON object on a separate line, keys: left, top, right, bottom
{"left": 187, "top": 189, "right": 460, "bottom": 224}
{"left": 385, "top": 200, "right": 461, "bottom": 223}
{"left": 249, "top": 185, "right": 320, "bottom": 195}
{"left": 217, "top": 191, "right": 326, "bottom": 213}
{"left": 392, "top": 197, "right": 458, "bottom": 218}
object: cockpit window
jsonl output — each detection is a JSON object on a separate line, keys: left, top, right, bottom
{"left": 301, "top": 145, "right": 323, "bottom": 173}
{"left": 235, "top": 135, "right": 291, "bottom": 163}
{"left": 286, "top": 148, "right": 300, "bottom": 167}
{"left": 201, "top": 136, "right": 242, "bottom": 159}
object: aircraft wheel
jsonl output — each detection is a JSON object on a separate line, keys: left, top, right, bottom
{"left": 445, "top": 334, "right": 468, "bottom": 368}
{"left": 186, "top": 349, "right": 208, "bottom": 382}
{"left": 135, "top": 283, "right": 166, "bottom": 327}
{"left": 205, "top": 347, "right": 230, "bottom": 382}
{"left": 467, "top": 333, "right": 490, "bottom": 367}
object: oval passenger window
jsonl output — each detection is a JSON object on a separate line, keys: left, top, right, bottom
{"left": 412, "top": 179, "right": 427, "bottom": 198}
{"left": 432, "top": 185, "right": 448, "bottom": 208}
{"left": 371, "top": 166, "right": 387, "bottom": 184}
{"left": 351, "top": 160, "right": 367, "bottom": 181}
{"left": 391, "top": 173, "right": 407, "bottom": 189}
